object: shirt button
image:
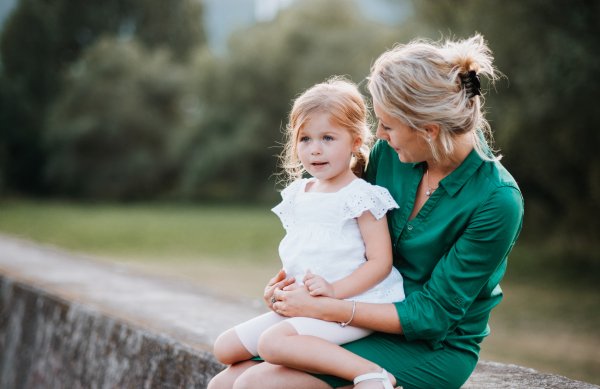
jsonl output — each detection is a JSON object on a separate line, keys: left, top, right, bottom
{"left": 407, "top": 225, "right": 413, "bottom": 230}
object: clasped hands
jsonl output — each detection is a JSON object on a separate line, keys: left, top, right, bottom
{"left": 263, "top": 269, "right": 332, "bottom": 317}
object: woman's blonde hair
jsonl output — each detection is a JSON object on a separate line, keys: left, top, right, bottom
{"left": 368, "top": 34, "right": 501, "bottom": 162}
{"left": 279, "top": 77, "right": 373, "bottom": 185}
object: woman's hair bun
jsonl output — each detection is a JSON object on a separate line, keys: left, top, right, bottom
{"left": 368, "top": 33, "right": 503, "bottom": 163}
{"left": 442, "top": 33, "right": 496, "bottom": 84}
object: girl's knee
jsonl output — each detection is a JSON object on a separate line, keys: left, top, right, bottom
{"left": 256, "top": 330, "right": 281, "bottom": 363}
{"left": 214, "top": 329, "right": 250, "bottom": 365}
{"left": 213, "top": 331, "right": 231, "bottom": 364}
{"left": 256, "top": 323, "right": 295, "bottom": 363}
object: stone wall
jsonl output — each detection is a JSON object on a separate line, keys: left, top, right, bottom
{"left": 0, "top": 235, "right": 597, "bottom": 389}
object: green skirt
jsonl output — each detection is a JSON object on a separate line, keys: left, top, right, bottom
{"left": 310, "top": 332, "right": 478, "bottom": 389}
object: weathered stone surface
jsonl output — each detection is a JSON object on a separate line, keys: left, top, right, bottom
{"left": 464, "top": 360, "right": 598, "bottom": 388}
{"left": 0, "top": 277, "right": 222, "bottom": 388}
{"left": 0, "top": 234, "right": 597, "bottom": 389}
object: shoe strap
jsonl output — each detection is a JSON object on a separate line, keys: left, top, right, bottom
{"left": 353, "top": 369, "right": 393, "bottom": 388}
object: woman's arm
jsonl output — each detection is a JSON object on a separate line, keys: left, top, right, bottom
{"left": 273, "top": 186, "right": 523, "bottom": 337}
{"left": 303, "top": 211, "right": 393, "bottom": 299}
{"left": 395, "top": 186, "right": 524, "bottom": 343}
{"left": 273, "top": 284, "right": 404, "bottom": 334}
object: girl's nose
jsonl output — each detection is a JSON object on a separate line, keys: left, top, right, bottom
{"left": 311, "top": 143, "right": 322, "bottom": 155}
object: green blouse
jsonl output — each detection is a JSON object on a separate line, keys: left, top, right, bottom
{"left": 365, "top": 140, "right": 524, "bottom": 353}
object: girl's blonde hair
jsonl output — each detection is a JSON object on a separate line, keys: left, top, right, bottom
{"left": 368, "top": 34, "right": 501, "bottom": 162}
{"left": 280, "top": 77, "right": 373, "bottom": 185}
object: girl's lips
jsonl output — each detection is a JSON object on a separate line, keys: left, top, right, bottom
{"left": 311, "top": 162, "right": 328, "bottom": 169}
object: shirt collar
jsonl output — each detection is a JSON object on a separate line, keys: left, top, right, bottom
{"left": 412, "top": 149, "right": 484, "bottom": 197}
{"left": 439, "top": 149, "right": 484, "bottom": 197}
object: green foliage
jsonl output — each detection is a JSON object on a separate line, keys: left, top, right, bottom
{"left": 0, "top": 0, "right": 206, "bottom": 193}
{"left": 407, "top": 0, "right": 600, "bottom": 257}
{"left": 44, "top": 37, "right": 196, "bottom": 200}
{"left": 177, "top": 0, "right": 402, "bottom": 201}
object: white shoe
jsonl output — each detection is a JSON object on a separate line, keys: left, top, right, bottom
{"left": 353, "top": 368, "right": 395, "bottom": 389}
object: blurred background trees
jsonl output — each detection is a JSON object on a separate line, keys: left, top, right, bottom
{"left": 1, "top": 0, "right": 599, "bottom": 382}
{"left": 0, "top": 0, "right": 598, "bottom": 264}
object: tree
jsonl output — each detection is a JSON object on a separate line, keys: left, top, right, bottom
{"left": 177, "top": 0, "right": 405, "bottom": 201}
{"left": 407, "top": 0, "right": 600, "bottom": 264}
{"left": 0, "top": 0, "right": 206, "bottom": 194}
{"left": 44, "top": 37, "right": 196, "bottom": 200}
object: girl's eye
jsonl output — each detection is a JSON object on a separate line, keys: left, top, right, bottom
{"left": 299, "top": 136, "right": 309, "bottom": 142}
{"left": 324, "top": 135, "right": 333, "bottom": 141}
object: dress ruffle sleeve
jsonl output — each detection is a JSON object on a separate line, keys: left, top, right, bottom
{"left": 340, "top": 180, "right": 399, "bottom": 228}
{"left": 271, "top": 179, "right": 306, "bottom": 232}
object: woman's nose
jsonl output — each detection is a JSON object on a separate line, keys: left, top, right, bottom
{"left": 375, "top": 126, "right": 387, "bottom": 140}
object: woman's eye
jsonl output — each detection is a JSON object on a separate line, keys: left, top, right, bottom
{"left": 380, "top": 122, "right": 390, "bottom": 131}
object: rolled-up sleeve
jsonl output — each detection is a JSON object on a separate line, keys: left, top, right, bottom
{"left": 395, "top": 185, "right": 524, "bottom": 344}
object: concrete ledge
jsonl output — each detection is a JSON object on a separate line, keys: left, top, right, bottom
{"left": 0, "top": 235, "right": 597, "bottom": 389}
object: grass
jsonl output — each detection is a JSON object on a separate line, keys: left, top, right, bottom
{"left": 0, "top": 199, "right": 598, "bottom": 385}
{"left": 0, "top": 200, "right": 284, "bottom": 264}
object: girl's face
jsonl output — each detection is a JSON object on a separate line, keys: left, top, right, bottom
{"left": 374, "top": 101, "right": 431, "bottom": 164}
{"left": 297, "top": 113, "right": 360, "bottom": 183}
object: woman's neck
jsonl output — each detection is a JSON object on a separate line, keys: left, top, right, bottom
{"left": 426, "top": 133, "right": 474, "bottom": 177}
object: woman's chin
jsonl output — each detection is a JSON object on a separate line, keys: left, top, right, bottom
{"left": 396, "top": 153, "right": 411, "bottom": 164}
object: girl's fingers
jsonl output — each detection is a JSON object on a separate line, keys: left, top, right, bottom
{"left": 309, "top": 288, "right": 323, "bottom": 296}
{"left": 303, "top": 273, "right": 315, "bottom": 283}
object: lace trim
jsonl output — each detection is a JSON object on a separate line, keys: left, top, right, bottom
{"left": 271, "top": 179, "right": 307, "bottom": 232}
{"left": 340, "top": 181, "right": 399, "bottom": 228}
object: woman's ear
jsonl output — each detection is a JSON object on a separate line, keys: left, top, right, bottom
{"left": 424, "top": 123, "right": 440, "bottom": 141}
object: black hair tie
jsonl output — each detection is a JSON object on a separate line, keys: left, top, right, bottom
{"left": 461, "top": 70, "right": 481, "bottom": 98}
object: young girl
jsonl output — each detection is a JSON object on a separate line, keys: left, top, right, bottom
{"left": 212, "top": 78, "right": 404, "bottom": 389}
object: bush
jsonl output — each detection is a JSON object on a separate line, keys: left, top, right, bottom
{"left": 0, "top": 0, "right": 206, "bottom": 193}
{"left": 43, "top": 37, "right": 197, "bottom": 200}
{"left": 177, "top": 0, "right": 404, "bottom": 202}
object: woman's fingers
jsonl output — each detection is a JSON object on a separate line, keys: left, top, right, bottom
{"left": 283, "top": 283, "right": 302, "bottom": 292}
{"left": 267, "top": 269, "right": 287, "bottom": 287}
{"left": 274, "top": 277, "right": 295, "bottom": 291}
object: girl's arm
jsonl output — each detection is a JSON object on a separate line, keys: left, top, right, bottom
{"left": 304, "top": 210, "right": 393, "bottom": 299}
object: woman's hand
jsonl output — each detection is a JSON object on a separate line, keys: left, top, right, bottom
{"left": 272, "top": 282, "right": 326, "bottom": 318}
{"left": 264, "top": 269, "right": 295, "bottom": 311}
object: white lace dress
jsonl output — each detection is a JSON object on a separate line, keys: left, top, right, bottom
{"left": 272, "top": 178, "right": 405, "bottom": 304}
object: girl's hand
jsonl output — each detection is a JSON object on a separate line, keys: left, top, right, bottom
{"left": 272, "top": 283, "right": 326, "bottom": 318}
{"left": 302, "top": 269, "right": 335, "bottom": 298}
{"left": 264, "top": 269, "right": 295, "bottom": 311}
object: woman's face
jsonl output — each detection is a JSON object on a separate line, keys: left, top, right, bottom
{"left": 373, "top": 101, "right": 431, "bottom": 164}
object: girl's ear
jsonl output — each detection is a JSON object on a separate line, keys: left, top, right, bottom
{"left": 352, "top": 137, "right": 363, "bottom": 153}
{"left": 424, "top": 123, "right": 440, "bottom": 141}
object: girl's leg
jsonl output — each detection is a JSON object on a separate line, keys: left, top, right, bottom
{"left": 257, "top": 321, "right": 396, "bottom": 388}
{"left": 214, "top": 311, "right": 287, "bottom": 365}
{"left": 207, "top": 360, "right": 260, "bottom": 389}
{"left": 233, "top": 361, "right": 345, "bottom": 389}
{"left": 213, "top": 328, "right": 254, "bottom": 365}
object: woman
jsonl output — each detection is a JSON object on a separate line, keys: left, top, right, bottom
{"left": 208, "top": 34, "right": 524, "bottom": 389}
